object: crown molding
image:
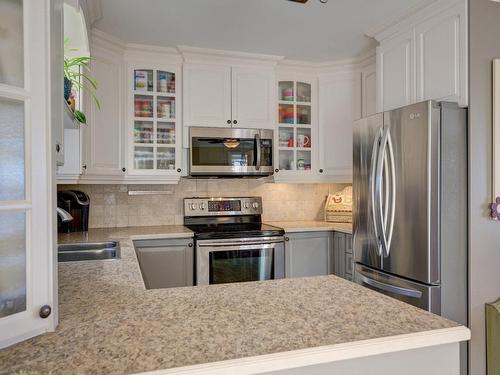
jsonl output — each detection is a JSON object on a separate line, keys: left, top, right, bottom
{"left": 178, "top": 45, "right": 284, "bottom": 67}
{"left": 91, "top": 28, "right": 126, "bottom": 55}
{"left": 365, "top": 0, "right": 463, "bottom": 42}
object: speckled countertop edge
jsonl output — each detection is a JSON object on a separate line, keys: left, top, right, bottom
{"left": 0, "top": 224, "right": 463, "bottom": 375}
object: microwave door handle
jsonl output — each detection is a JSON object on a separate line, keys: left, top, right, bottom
{"left": 255, "top": 133, "right": 261, "bottom": 171}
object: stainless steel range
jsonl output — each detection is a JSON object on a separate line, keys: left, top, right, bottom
{"left": 183, "top": 197, "right": 285, "bottom": 286}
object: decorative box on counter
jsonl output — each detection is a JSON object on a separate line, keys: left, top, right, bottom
{"left": 325, "top": 186, "right": 352, "bottom": 223}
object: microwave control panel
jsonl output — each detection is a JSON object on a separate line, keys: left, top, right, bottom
{"left": 184, "top": 197, "right": 262, "bottom": 216}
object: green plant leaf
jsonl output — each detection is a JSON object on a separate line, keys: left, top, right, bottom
{"left": 74, "top": 110, "right": 87, "bottom": 124}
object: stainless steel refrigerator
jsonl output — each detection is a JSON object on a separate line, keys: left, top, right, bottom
{"left": 353, "top": 100, "right": 468, "bottom": 326}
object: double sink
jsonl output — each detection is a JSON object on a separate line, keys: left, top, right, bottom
{"left": 58, "top": 241, "right": 120, "bottom": 262}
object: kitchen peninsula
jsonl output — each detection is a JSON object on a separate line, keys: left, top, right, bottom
{"left": 0, "top": 226, "right": 469, "bottom": 375}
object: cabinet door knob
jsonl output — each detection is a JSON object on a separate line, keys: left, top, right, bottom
{"left": 319, "top": 169, "right": 324, "bottom": 173}
{"left": 233, "top": 120, "right": 238, "bottom": 125}
{"left": 177, "top": 168, "right": 181, "bottom": 173}
{"left": 82, "top": 164, "right": 87, "bottom": 170}
{"left": 275, "top": 169, "right": 279, "bottom": 173}
{"left": 55, "top": 144, "right": 61, "bottom": 153}
{"left": 188, "top": 243, "right": 193, "bottom": 247}
{"left": 227, "top": 120, "right": 231, "bottom": 124}
{"left": 39, "top": 305, "right": 52, "bottom": 319}
{"left": 285, "top": 237, "right": 289, "bottom": 242}
{"left": 122, "top": 168, "right": 126, "bottom": 172}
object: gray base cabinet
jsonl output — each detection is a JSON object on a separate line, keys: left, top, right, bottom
{"left": 333, "top": 232, "right": 353, "bottom": 281}
{"left": 285, "top": 232, "right": 334, "bottom": 278}
{"left": 134, "top": 238, "right": 194, "bottom": 289}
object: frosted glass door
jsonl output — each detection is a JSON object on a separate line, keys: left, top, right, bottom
{"left": 0, "top": 0, "right": 56, "bottom": 348}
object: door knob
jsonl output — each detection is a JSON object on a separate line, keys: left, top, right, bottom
{"left": 39, "top": 305, "right": 52, "bottom": 319}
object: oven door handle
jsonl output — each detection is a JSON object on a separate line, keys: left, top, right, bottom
{"left": 255, "top": 133, "right": 261, "bottom": 171}
{"left": 196, "top": 236, "right": 284, "bottom": 247}
{"left": 197, "top": 241, "right": 283, "bottom": 250}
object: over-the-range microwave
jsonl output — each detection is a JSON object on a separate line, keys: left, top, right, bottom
{"left": 189, "top": 127, "right": 274, "bottom": 177}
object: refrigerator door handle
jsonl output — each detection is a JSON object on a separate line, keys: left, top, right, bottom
{"left": 370, "top": 130, "right": 382, "bottom": 256}
{"left": 386, "top": 133, "right": 396, "bottom": 252}
{"left": 375, "top": 127, "right": 389, "bottom": 257}
{"left": 358, "top": 273, "right": 423, "bottom": 299}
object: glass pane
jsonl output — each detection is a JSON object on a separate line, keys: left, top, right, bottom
{"left": 0, "top": 98, "right": 25, "bottom": 201}
{"left": 278, "top": 127, "right": 294, "bottom": 148}
{"left": 297, "top": 105, "right": 311, "bottom": 125}
{"left": 134, "top": 95, "right": 153, "bottom": 118}
{"left": 279, "top": 104, "right": 294, "bottom": 124}
{"left": 279, "top": 150, "right": 294, "bottom": 171}
{"left": 279, "top": 81, "right": 294, "bottom": 101}
{"left": 297, "top": 150, "right": 312, "bottom": 171}
{"left": 0, "top": 211, "right": 26, "bottom": 318}
{"left": 157, "top": 122, "right": 175, "bottom": 144}
{"left": 134, "top": 121, "right": 153, "bottom": 144}
{"left": 0, "top": 0, "right": 24, "bottom": 87}
{"left": 191, "top": 137, "right": 255, "bottom": 167}
{"left": 209, "top": 249, "right": 274, "bottom": 285}
{"left": 157, "top": 147, "right": 175, "bottom": 170}
{"left": 296, "top": 128, "right": 311, "bottom": 148}
{"left": 134, "top": 69, "right": 153, "bottom": 92}
{"left": 134, "top": 146, "right": 154, "bottom": 170}
{"left": 297, "top": 82, "right": 311, "bottom": 103}
{"left": 157, "top": 96, "right": 175, "bottom": 120}
{"left": 156, "top": 71, "right": 175, "bottom": 94}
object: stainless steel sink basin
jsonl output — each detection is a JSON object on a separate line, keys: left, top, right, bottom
{"left": 58, "top": 241, "right": 120, "bottom": 262}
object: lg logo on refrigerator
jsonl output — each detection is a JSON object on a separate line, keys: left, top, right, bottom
{"left": 409, "top": 112, "right": 421, "bottom": 120}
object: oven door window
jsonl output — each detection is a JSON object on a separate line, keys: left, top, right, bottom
{"left": 209, "top": 248, "right": 274, "bottom": 284}
{"left": 192, "top": 137, "right": 255, "bottom": 167}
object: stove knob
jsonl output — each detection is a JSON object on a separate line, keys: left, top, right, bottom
{"left": 189, "top": 203, "right": 197, "bottom": 211}
{"left": 199, "top": 203, "right": 206, "bottom": 210}
{"left": 252, "top": 202, "right": 259, "bottom": 209}
{"left": 243, "top": 202, "right": 250, "bottom": 209}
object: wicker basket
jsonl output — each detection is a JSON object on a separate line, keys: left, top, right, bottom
{"left": 325, "top": 186, "right": 352, "bottom": 223}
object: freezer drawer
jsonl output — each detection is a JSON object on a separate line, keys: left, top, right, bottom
{"left": 354, "top": 264, "right": 441, "bottom": 314}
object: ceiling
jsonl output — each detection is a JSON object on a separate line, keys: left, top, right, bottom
{"left": 93, "top": 0, "right": 426, "bottom": 62}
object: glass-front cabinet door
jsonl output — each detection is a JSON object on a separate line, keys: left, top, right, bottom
{"left": 128, "top": 65, "right": 182, "bottom": 177}
{"left": 276, "top": 76, "right": 317, "bottom": 180}
{"left": 0, "top": 0, "right": 58, "bottom": 348}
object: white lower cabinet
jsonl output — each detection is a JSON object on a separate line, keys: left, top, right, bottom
{"left": 318, "top": 72, "right": 361, "bottom": 180}
{"left": 284, "top": 232, "right": 333, "bottom": 278}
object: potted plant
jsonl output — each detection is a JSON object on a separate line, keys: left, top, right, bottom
{"left": 64, "top": 38, "right": 100, "bottom": 124}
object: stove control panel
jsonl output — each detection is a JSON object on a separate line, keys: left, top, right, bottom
{"left": 184, "top": 197, "right": 262, "bottom": 216}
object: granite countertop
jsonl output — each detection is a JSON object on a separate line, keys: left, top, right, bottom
{"left": 0, "top": 225, "right": 465, "bottom": 374}
{"left": 267, "top": 220, "right": 352, "bottom": 234}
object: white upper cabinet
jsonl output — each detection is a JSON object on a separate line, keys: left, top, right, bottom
{"left": 231, "top": 66, "right": 275, "bottom": 129}
{"left": 362, "top": 63, "right": 377, "bottom": 117}
{"left": 377, "top": 30, "right": 415, "bottom": 112}
{"left": 375, "top": 0, "right": 467, "bottom": 111}
{"left": 183, "top": 63, "right": 275, "bottom": 129}
{"left": 82, "top": 50, "right": 125, "bottom": 177}
{"left": 415, "top": 2, "right": 467, "bottom": 106}
{"left": 183, "top": 64, "right": 232, "bottom": 127}
{"left": 318, "top": 72, "right": 361, "bottom": 180}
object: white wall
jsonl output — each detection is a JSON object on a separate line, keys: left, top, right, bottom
{"left": 469, "top": 0, "right": 500, "bottom": 373}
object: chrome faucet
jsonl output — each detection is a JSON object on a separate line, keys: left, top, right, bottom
{"left": 56, "top": 207, "right": 73, "bottom": 222}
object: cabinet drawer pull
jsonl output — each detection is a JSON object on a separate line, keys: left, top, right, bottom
{"left": 227, "top": 120, "right": 231, "bottom": 124}
{"left": 188, "top": 243, "right": 193, "bottom": 248}
{"left": 233, "top": 120, "right": 238, "bottom": 125}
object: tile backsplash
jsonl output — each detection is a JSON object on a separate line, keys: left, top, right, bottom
{"left": 58, "top": 180, "right": 349, "bottom": 228}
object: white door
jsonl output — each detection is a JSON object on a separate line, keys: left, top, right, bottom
{"left": 231, "top": 66, "right": 275, "bottom": 129}
{"left": 82, "top": 49, "right": 125, "bottom": 177}
{"left": 415, "top": 2, "right": 467, "bottom": 106}
{"left": 318, "top": 72, "right": 361, "bottom": 180}
{"left": 377, "top": 30, "right": 415, "bottom": 112}
{"left": 0, "top": 0, "right": 59, "bottom": 348}
{"left": 183, "top": 63, "right": 232, "bottom": 128}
